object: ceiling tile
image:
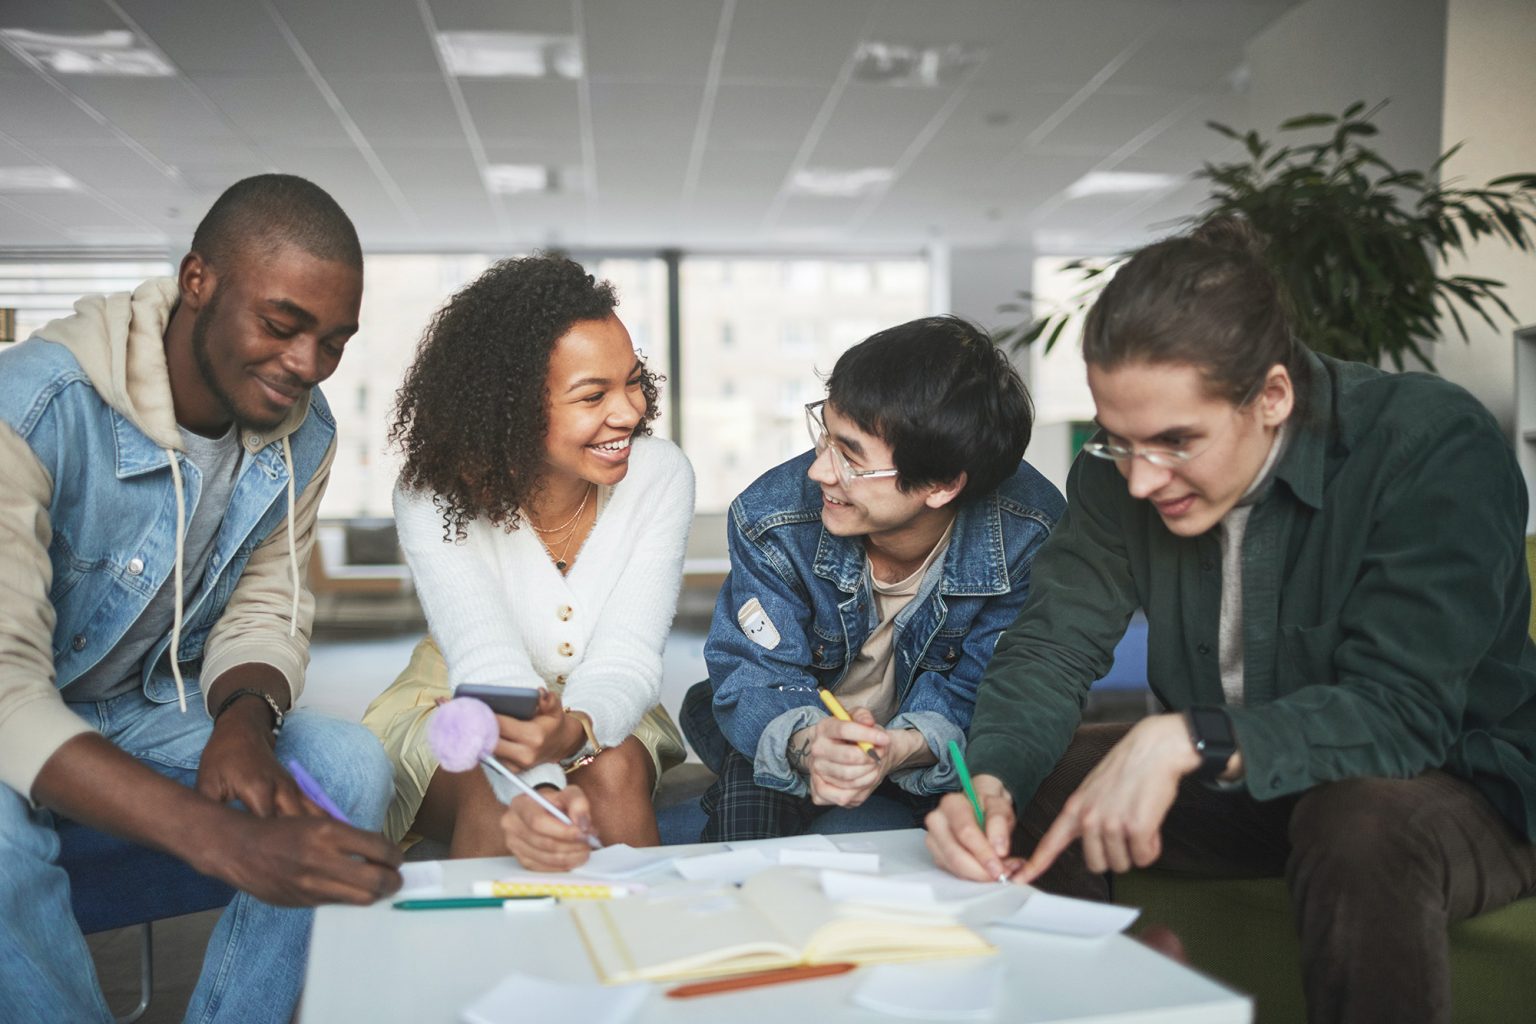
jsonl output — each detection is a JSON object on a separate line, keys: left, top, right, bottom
{"left": 583, "top": 0, "right": 720, "bottom": 83}
{"left": 458, "top": 78, "right": 582, "bottom": 144}
{"left": 34, "top": 140, "right": 181, "bottom": 191}
{"left": 60, "top": 77, "right": 233, "bottom": 139}
{"left": 1036, "top": 89, "right": 1193, "bottom": 150}
{"left": 373, "top": 144, "right": 485, "bottom": 195}
{"left": 428, "top": 0, "right": 574, "bottom": 35}
{"left": 706, "top": 83, "right": 829, "bottom": 150}
{"left": 0, "top": 73, "right": 117, "bottom": 141}
{"left": 327, "top": 75, "right": 466, "bottom": 145}
{"left": 720, "top": 0, "right": 875, "bottom": 84}
{"left": 589, "top": 83, "right": 704, "bottom": 152}
{"left": 805, "top": 83, "right": 955, "bottom": 167}
{"left": 266, "top": 0, "right": 441, "bottom": 75}
{"left": 0, "top": 0, "right": 123, "bottom": 34}
{"left": 189, "top": 74, "right": 344, "bottom": 140}
{"left": 117, "top": 0, "right": 305, "bottom": 75}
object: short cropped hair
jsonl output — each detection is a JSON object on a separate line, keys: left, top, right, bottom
{"left": 190, "top": 173, "right": 362, "bottom": 274}
{"left": 825, "top": 315, "right": 1034, "bottom": 502}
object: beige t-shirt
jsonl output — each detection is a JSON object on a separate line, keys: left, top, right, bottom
{"left": 833, "top": 521, "right": 953, "bottom": 770}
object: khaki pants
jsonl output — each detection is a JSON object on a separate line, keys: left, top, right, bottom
{"left": 362, "top": 636, "right": 685, "bottom": 843}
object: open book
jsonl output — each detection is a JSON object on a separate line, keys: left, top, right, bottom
{"left": 569, "top": 867, "right": 995, "bottom": 984}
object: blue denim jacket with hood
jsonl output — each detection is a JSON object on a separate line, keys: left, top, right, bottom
{"left": 687, "top": 450, "right": 1064, "bottom": 797}
{"left": 0, "top": 279, "right": 336, "bottom": 797}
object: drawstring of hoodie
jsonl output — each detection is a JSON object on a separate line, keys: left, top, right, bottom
{"left": 282, "top": 435, "right": 299, "bottom": 636}
{"left": 165, "top": 449, "right": 189, "bottom": 713}
{"left": 163, "top": 436, "right": 302, "bottom": 715}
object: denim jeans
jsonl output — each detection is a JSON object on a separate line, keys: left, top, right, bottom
{"left": 0, "top": 689, "right": 393, "bottom": 1024}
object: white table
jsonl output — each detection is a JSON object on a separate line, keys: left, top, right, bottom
{"left": 301, "top": 829, "right": 1251, "bottom": 1024}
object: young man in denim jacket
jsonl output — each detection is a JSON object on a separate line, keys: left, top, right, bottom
{"left": 681, "top": 316, "right": 1065, "bottom": 841}
{"left": 0, "top": 175, "right": 402, "bottom": 1024}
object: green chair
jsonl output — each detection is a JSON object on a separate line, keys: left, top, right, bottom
{"left": 1114, "top": 872, "right": 1536, "bottom": 1023}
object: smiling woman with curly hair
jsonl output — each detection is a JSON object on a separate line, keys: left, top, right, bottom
{"left": 363, "top": 255, "right": 694, "bottom": 866}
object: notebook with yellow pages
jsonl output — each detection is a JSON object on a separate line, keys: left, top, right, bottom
{"left": 569, "top": 867, "right": 995, "bottom": 985}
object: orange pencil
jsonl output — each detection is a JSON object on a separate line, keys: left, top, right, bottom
{"left": 665, "top": 962, "right": 857, "bottom": 999}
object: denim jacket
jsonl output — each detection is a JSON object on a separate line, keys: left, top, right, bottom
{"left": 686, "top": 451, "right": 1064, "bottom": 797}
{"left": 0, "top": 280, "right": 336, "bottom": 796}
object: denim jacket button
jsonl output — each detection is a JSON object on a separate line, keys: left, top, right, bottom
{"left": 812, "top": 644, "right": 824, "bottom": 663}
{"left": 71, "top": 634, "right": 87, "bottom": 651}
{"left": 944, "top": 647, "right": 958, "bottom": 662}
{"left": 126, "top": 557, "right": 144, "bottom": 576}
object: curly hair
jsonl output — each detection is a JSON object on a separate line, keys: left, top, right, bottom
{"left": 389, "top": 254, "right": 661, "bottom": 541}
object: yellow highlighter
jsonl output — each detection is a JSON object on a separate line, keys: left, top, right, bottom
{"left": 818, "top": 689, "right": 882, "bottom": 763}
{"left": 472, "top": 880, "right": 633, "bottom": 900}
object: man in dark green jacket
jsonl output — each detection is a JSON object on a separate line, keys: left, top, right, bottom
{"left": 926, "top": 217, "right": 1536, "bottom": 1024}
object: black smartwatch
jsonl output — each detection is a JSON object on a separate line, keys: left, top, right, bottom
{"left": 1184, "top": 705, "right": 1236, "bottom": 782}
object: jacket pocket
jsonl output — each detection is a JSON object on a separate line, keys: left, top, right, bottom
{"left": 1278, "top": 618, "right": 1344, "bottom": 688}
{"left": 917, "top": 626, "right": 967, "bottom": 673}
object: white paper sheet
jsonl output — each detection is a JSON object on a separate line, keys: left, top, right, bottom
{"left": 460, "top": 972, "right": 648, "bottom": 1024}
{"left": 851, "top": 959, "right": 1004, "bottom": 1019}
{"left": 820, "top": 871, "right": 939, "bottom": 906}
{"left": 396, "top": 861, "right": 445, "bottom": 897}
{"left": 994, "top": 890, "right": 1141, "bottom": 938}
{"left": 725, "top": 833, "right": 838, "bottom": 854}
{"left": 778, "top": 849, "right": 881, "bottom": 872}
{"left": 673, "top": 848, "right": 774, "bottom": 884}
{"left": 580, "top": 843, "right": 678, "bottom": 879}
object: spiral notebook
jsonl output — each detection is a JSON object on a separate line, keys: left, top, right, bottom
{"left": 569, "top": 867, "right": 994, "bottom": 985}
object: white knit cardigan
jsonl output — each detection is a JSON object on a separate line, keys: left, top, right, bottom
{"left": 393, "top": 435, "right": 695, "bottom": 790}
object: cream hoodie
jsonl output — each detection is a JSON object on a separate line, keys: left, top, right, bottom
{"left": 0, "top": 278, "right": 335, "bottom": 797}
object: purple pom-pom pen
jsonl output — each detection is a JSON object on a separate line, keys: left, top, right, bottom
{"left": 426, "top": 697, "right": 601, "bottom": 850}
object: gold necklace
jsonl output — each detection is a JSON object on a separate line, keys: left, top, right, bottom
{"left": 540, "top": 495, "right": 592, "bottom": 573}
{"left": 530, "top": 483, "right": 593, "bottom": 535}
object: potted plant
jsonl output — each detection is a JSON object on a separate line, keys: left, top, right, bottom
{"left": 998, "top": 101, "right": 1536, "bottom": 372}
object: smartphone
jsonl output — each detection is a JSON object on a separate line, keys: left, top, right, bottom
{"left": 452, "top": 684, "right": 542, "bottom": 720}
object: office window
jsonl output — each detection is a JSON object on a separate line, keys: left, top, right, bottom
{"left": 679, "top": 256, "right": 929, "bottom": 511}
{"left": 0, "top": 261, "right": 174, "bottom": 344}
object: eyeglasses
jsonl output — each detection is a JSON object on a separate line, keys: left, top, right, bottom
{"left": 1084, "top": 377, "right": 1267, "bottom": 469}
{"left": 804, "top": 401, "right": 899, "bottom": 489}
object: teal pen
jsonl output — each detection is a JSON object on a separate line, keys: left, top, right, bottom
{"left": 948, "top": 740, "right": 985, "bottom": 827}
{"left": 949, "top": 740, "right": 1011, "bottom": 883}
{"left": 393, "top": 896, "right": 553, "bottom": 911}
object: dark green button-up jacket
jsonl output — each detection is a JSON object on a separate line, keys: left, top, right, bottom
{"left": 968, "top": 353, "right": 1536, "bottom": 839}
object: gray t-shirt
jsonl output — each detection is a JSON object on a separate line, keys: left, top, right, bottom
{"left": 66, "top": 423, "right": 243, "bottom": 703}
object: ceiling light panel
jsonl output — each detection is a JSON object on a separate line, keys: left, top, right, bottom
{"left": 1065, "top": 170, "right": 1183, "bottom": 199}
{"left": 437, "top": 32, "right": 582, "bottom": 78}
{"left": 789, "top": 168, "right": 894, "bottom": 198}
{"left": 0, "top": 29, "right": 174, "bottom": 77}
{"left": 851, "top": 41, "right": 986, "bottom": 88}
{"left": 0, "top": 166, "right": 79, "bottom": 190}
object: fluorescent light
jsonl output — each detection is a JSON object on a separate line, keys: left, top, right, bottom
{"left": 437, "top": 32, "right": 581, "bottom": 78}
{"left": 851, "top": 41, "right": 985, "bottom": 87}
{"left": 789, "top": 168, "right": 894, "bottom": 198}
{"left": 1065, "top": 171, "right": 1182, "bottom": 199}
{"left": 0, "top": 166, "right": 79, "bottom": 191}
{"left": 0, "top": 29, "right": 174, "bottom": 77}
{"left": 484, "top": 165, "right": 550, "bottom": 194}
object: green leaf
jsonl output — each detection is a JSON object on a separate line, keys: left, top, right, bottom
{"left": 1280, "top": 113, "right": 1338, "bottom": 131}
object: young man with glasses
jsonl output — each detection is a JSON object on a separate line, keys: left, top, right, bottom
{"left": 680, "top": 316, "right": 1064, "bottom": 841}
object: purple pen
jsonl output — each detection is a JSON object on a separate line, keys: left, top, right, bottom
{"left": 285, "top": 758, "right": 352, "bottom": 825}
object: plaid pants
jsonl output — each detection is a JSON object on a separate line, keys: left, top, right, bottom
{"left": 699, "top": 748, "right": 936, "bottom": 842}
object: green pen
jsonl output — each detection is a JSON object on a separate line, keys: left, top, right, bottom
{"left": 393, "top": 896, "right": 554, "bottom": 911}
{"left": 950, "top": 740, "right": 1011, "bottom": 884}
{"left": 949, "top": 740, "right": 985, "bottom": 827}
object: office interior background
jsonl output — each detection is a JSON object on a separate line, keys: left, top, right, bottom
{"left": 0, "top": 0, "right": 1533, "bottom": 1015}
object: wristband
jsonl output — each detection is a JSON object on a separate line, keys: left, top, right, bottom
{"left": 214, "top": 688, "right": 284, "bottom": 738}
